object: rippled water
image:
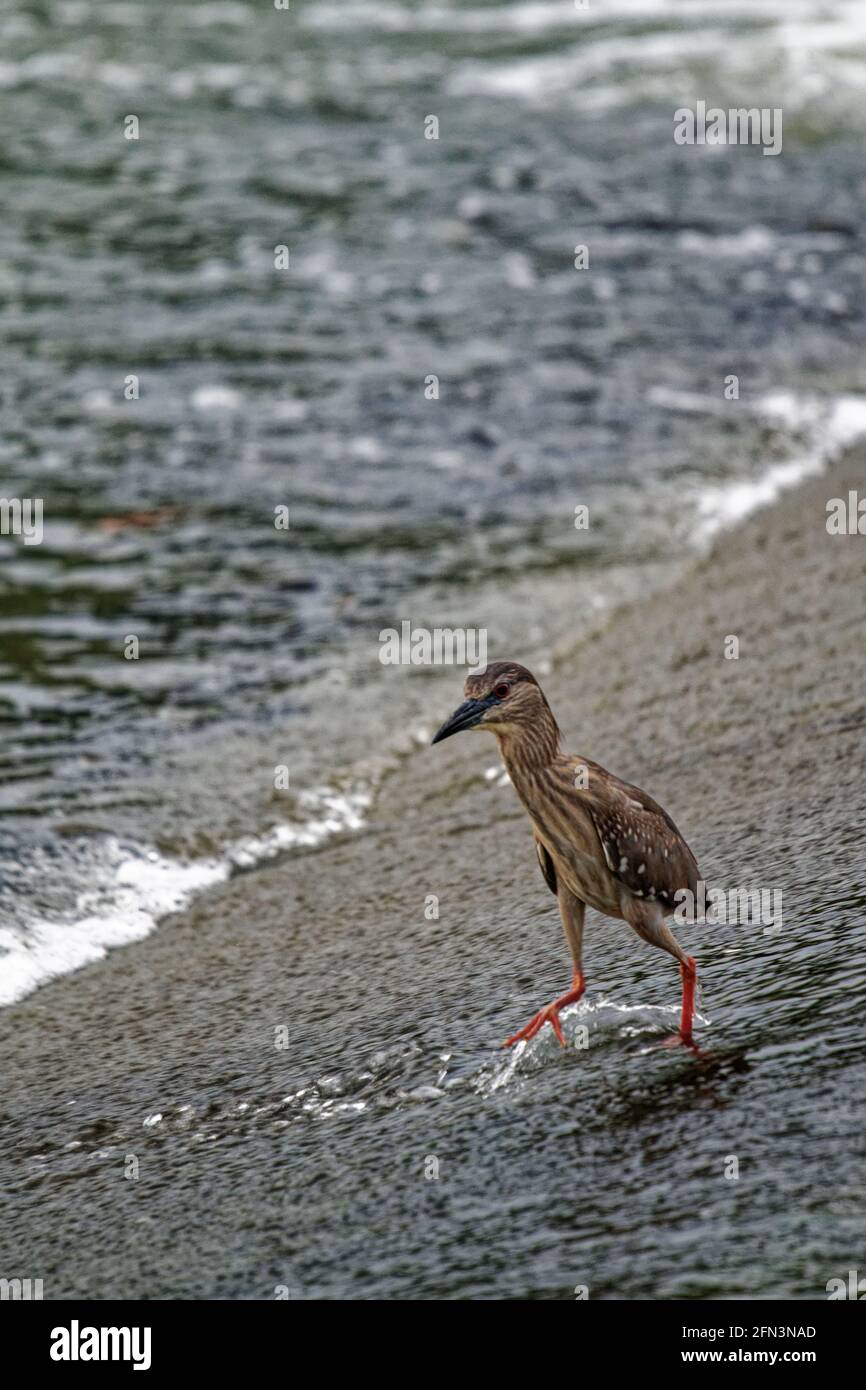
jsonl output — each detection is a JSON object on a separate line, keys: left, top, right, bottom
{"left": 2, "top": 0, "right": 866, "bottom": 997}
{"left": 10, "top": 894, "right": 866, "bottom": 1299}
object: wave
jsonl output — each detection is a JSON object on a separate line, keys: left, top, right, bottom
{"left": 0, "top": 782, "right": 373, "bottom": 1008}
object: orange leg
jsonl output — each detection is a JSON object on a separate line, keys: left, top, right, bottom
{"left": 503, "top": 970, "right": 586, "bottom": 1048}
{"left": 680, "top": 955, "right": 697, "bottom": 1042}
{"left": 658, "top": 954, "right": 701, "bottom": 1052}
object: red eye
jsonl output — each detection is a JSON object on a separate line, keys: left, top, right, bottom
{"left": 493, "top": 683, "right": 510, "bottom": 700}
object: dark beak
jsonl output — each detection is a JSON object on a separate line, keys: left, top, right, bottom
{"left": 431, "top": 697, "right": 491, "bottom": 745}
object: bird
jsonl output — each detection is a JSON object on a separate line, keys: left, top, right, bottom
{"left": 431, "top": 660, "right": 702, "bottom": 1050}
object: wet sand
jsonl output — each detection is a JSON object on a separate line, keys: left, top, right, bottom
{"left": 3, "top": 452, "right": 865, "bottom": 1299}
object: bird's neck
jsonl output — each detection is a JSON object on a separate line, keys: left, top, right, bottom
{"left": 496, "top": 717, "right": 561, "bottom": 781}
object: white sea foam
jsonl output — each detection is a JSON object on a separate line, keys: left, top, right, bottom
{"left": 694, "top": 392, "right": 866, "bottom": 540}
{"left": 677, "top": 226, "right": 777, "bottom": 260}
{"left": 438, "top": 0, "right": 866, "bottom": 114}
{"left": 0, "top": 783, "right": 373, "bottom": 1009}
{"left": 0, "top": 851, "right": 228, "bottom": 1008}
{"left": 191, "top": 384, "right": 243, "bottom": 413}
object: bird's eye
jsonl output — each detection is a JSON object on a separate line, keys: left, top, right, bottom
{"left": 493, "top": 683, "right": 510, "bottom": 700}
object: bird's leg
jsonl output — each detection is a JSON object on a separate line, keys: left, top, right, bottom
{"left": 627, "top": 911, "right": 701, "bottom": 1051}
{"left": 503, "top": 891, "right": 586, "bottom": 1049}
{"left": 679, "top": 953, "right": 698, "bottom": 1044}
{"left": 654, "top": 954, "right": 701, "bottom": 1053}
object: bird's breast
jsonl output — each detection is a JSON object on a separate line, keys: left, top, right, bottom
{"left": 530, "top": 805, "right": 624, "bottom": 919}
{"left": 504, "top": 759, "right": 626, "bottom": 917}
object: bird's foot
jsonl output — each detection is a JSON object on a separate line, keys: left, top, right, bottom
{"left": 656, "top": 1029, "right": 703, "bottom": 1055}
{"left": 503, "top": 973, "right": 585, "bottom": 1049}
{"left": 504, "top": 1001, "right": 567, "bottom": 1048}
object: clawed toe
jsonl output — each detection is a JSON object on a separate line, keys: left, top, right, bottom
{"left": 503, "top": 1003, "right": 565, "bottom": 1049}
{"left": 503, "top": 975, "right": 586, "bottom": 1049}
{"left": 655, "top": 1029, "right": 704, "bottom": 1055}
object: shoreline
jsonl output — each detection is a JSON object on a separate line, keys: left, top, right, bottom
{"left": 4, "top": 385, "right": 865, "bottom": 1013}
{"left": 7, "top": 384, "right": 866, "bottom": 1013}
{"left": 4, "top": 448, "right": 866, "bottom": 1299}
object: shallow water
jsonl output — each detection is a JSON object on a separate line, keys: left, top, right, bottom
{"left": 2, "top": 2, "right": 866, "bottom": 1299}
{"left": 3, "top": 0, "right": 866, "bottom": 993}
{"left": 9, "top": 896, "right": 865, "bottom": 1300}
{"left": 6, "top": 442, "right": 866, "bottom": 1303}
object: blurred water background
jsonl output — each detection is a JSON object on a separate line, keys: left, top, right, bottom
{"left": 2, "top": 0, "right": 866, "bottom": 1000}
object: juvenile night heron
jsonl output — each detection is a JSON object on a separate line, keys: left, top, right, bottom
{"left": 432, "top": 661, "right": 702, "bottom": 1049}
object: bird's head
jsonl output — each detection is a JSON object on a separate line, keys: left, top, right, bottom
{"left": 431, "top": 660, "right": 555, "bottom": 745}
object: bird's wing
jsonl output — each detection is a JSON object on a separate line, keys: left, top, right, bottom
{"left": 576, "top": 758, "right": 700, "bottom": 908}
{"left": 534, "top": 835, "right": 558, "bottom": 897}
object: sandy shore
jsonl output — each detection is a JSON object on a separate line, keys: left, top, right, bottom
{"left": 3, "top": 451, "right": 865, "bottom": 1299}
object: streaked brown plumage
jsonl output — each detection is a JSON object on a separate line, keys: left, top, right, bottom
{"left": 431, "top": 660, "right": 702, "bottom": 1049}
